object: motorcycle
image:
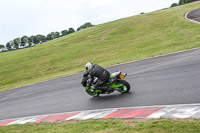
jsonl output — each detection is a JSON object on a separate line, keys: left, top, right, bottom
{"left": 81, "top": 71, "right": 130, "bottom": 97}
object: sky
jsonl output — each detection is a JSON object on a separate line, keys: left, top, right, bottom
{"left": 0, "top": 0, "right": 179, "bottom": 45}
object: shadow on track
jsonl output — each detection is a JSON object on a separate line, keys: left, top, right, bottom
{"left": 89, "top": 92, "right": 133, "bottom": 102}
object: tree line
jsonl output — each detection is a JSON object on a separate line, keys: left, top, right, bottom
{"left": 0, "top": 22, "right": 94, "bottom": 52}
{"left": 171, "top": 0, "right": 197, "bottom": 7}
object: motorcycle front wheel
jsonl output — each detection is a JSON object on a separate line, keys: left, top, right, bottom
{"left": 86, "top": 90, "right": 100, "bottom": 97}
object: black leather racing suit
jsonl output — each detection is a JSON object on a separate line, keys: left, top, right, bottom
{"left": 87, "top": 64, "right": 110, "bottom": 90}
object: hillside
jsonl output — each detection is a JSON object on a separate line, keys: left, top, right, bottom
{"left": 0, "top": 1, "right": 200, "bottom": 91}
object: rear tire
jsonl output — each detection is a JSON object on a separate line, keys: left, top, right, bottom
{"left": 118, "top": 80, "right": 130, "bottom": 93}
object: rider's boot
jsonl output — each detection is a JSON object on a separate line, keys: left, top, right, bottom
{"left": 100, "top": 86, "right": 107, "bottom": 93}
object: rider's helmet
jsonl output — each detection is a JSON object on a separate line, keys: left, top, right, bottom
{"left": 85, "top": 62, "right": 93, "bottom": 72}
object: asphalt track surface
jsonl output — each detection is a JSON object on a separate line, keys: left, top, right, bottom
{"left": 1, "top": 47, "right": 200, "bottom": 120}
{"left": 186, "top": 8, "right": 200, "bottom": 22}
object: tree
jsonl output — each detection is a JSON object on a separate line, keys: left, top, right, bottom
{"left": 46, "top": 33, "right": 52, "bottom": 40}
{"left": 67, "top": 28, "right": 75, "bottom": 34}
{"left": 35, "top": 34, "right": 46, "bottom": 43}
{"left": 46, "top": 32, "right": 55, "bottom": 40}
{"left": 21, "top": 36, "right": 29, "bottom": 47}
{"left": 54, "top": 32, "right": 60, "bottom": 38}
{"left": 61, "top": 30, "right": 68, "bottom": 36}
{"left": 171, "top": 3, "right": 178, "bottom": 7}
{"left": 13, "top": 38, "right": 21, "bottom": 49}
{"left": 0, "top": 44, "right": 6, "bottom": 52}
{"left": 6, "top": 42, "right": 12, "bottom": 50}
{"left": 179, "top": 0, "right": 185, "bottom": 5}
{"left": 10, "top": 41, "right": 15, "bottom": 49}
{"left": 31, "top": 36, "right": 40, "bottom": 45}
{"left": 46, "top": 32, "right": 61, "bottom": 40}
{"left": 28, "top": 37, "right": 33, "bottom": 46}
{"left": 186, "top": 0, "right": 197, "bottom": 3}
{"left": 170, "top": 0, "right": 197, "bottom": 7}
{"left": 77, "top": 22, "right": 93, "bottom": 31}
{"left": 0, "top": 44, "right": 5, "bottom": 49}
{"left": 179, "top": 0, "right": 197, "bottom": 5}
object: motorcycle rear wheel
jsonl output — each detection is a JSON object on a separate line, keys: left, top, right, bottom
{"left": 117, "top": 80, "right": 130, "bottom": 93}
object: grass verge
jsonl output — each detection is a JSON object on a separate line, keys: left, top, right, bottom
{"left": 0, "top": 2, "right": 200, "bottom": 91}
{"left": 1, "top": 119, "right": 200, "bottom": 133}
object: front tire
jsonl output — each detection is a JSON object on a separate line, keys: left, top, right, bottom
{"left": 118, "top": 80, "right": 130, "bottom": 93}
{"left": 86, "top": 90, "right": 100, "bottom": 97}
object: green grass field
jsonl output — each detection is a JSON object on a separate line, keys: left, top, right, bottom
{"left": 1, "top": 119, "right": 200, "bottom": 133}
{"left": 0, "top": 2, "right": 200, "bottom": 91}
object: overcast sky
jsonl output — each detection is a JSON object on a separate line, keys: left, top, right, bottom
{"left": 0, "top": 0, "right": 179, "bottom": 45}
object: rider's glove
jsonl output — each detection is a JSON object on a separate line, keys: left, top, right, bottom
{"left": 83, "top": 73, "right": 88, "bottom": 77}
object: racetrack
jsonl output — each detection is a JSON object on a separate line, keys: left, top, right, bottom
{"left": 186, "top": 8, "right": 200, "bottom": 23}
{"left": 1, "top": 47, "right": 200, "bottom": 120}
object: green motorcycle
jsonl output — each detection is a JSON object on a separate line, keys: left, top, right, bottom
{"left": 81, "top": 71, "right": 130, "bottom": 97}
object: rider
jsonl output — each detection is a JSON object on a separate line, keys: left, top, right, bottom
{"left": 84, "top": 62, "right": 110, "bottom": 91}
